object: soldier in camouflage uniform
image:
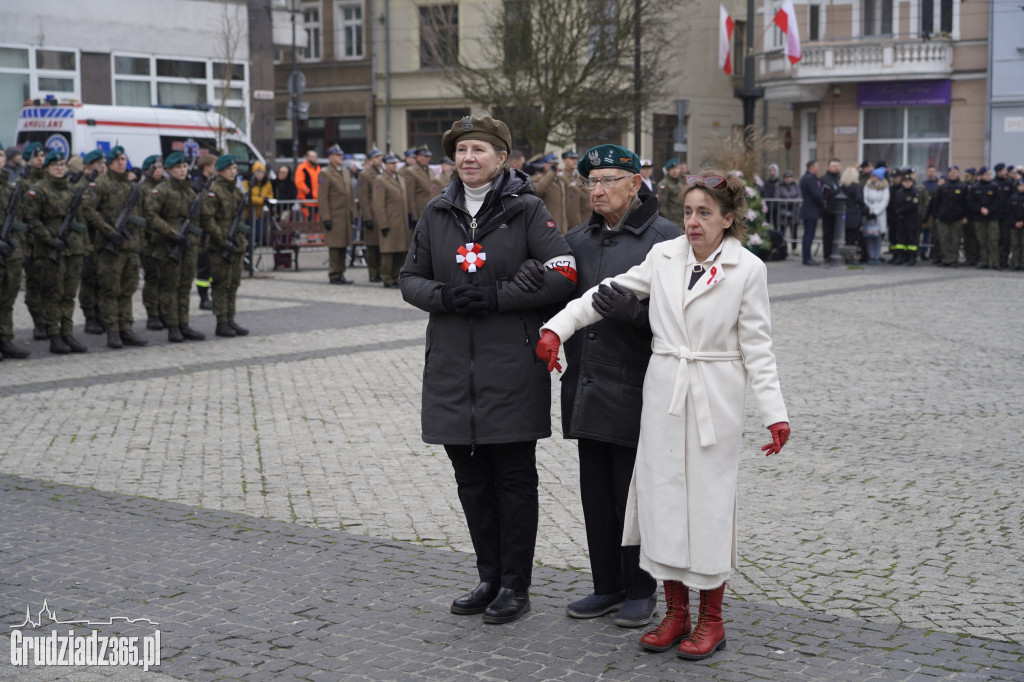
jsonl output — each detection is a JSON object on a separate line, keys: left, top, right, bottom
{"left": 21, "top": 151, "right": 90, "bottom": 354}
{"left": 139, "top": 155, "right": 165, "bottom": 329}
{"left": 656, "top": 158, "right": 685, "bottom": 227}
{"left": 19, "top": 142, "right": 48, "bottom": 340}
{"left": 82, "top": 146, "right": 149, "bottom": 349}
{"left": 0, "top": 148, "right": 31, "bottom": 359}
{"left": 143, "top": 151, "right": 205, "bottom": 343}
{"left": 200, "top": 154, "right": 250, "bottom": 338}
{"left": 76, "top": 149, "right": 107, "bottom": 334}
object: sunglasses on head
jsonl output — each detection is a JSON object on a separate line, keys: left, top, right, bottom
{"left": 685, "top": 175, "right": 727, "bottom": 188}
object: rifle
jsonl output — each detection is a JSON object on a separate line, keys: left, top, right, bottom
{"left": 104, "top": 174, "right": 149, "bottom": 255}
{"left": 48, "top": 170, "right": 98, "bottom": 263}
{"left": 168, "top": 175, "right": 214, "bottom": 263}
{"left": 221, "top": 189, "right": 249, "bottom": 263}
{"left": 1, "top": 180, "right": 28, "bottom": 268}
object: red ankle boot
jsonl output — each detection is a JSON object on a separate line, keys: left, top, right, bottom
{"left": 639, "top": 581, "right": 690, "bottom": 652}
{"left": 677, "top": 583, "right": 726, "bottom": 660}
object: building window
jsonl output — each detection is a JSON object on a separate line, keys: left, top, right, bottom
{"left": 588, "top": 0, "right": 619, "bottom": 63}
{"left": 1, "top": 45, "right": 81, "bottom": 139}
{"left": 808, "top": 4, "right": 820, "bottom": 42}
{"left": 504, "top": 0, "right": 532, "bottom": 64}
{"left": 301, "top": 1, "right": 323, "bottom": 61}
{"left": 652, "top": 112, "right": 686, "bottom": 172}
{"left": 111, "top": 54, "right": 249, "bottom": 132}
{"left": 335, "top": 2, "right": 364, "bottom": 59}
{"left": 732, "top": 20, "right": 745, "bottom": 77}
{"left": 861, "top": 106, "right": 950, "bottom": 170}
{"left": 420, "top": 5, "right": 459, "bottom": 68}
{"left": 407, "top": 107, "right": 469, "bottom": 155}
{"left": 862, "top": 0, "right": 893, "bottom": 38}
{"left": 921, "top": 0, "right": 954, "bottom": 37}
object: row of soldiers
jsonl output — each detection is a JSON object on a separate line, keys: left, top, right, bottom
{"left": 0, "top": 142, "right": 250, "bottom": 359}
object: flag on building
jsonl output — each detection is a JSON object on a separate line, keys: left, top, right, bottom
{"left": 773, "top": 0, "right": 802, "bottom": 64}
{"left": 719, "top": 5, "right": 735, "bottom": 75}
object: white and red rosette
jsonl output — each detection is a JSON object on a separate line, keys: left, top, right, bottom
{"left": 456, "top": 242, "right": 486, "bottom": 272}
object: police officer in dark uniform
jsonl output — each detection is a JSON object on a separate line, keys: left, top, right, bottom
{"left": 932, "top": 166, "right": 968, "bottom": 267}
{"left": 967, "top": 166, "right": 1003, "bottom": 270}
{"left": 993, "top": 163, "right": 1014, "bottom": 268}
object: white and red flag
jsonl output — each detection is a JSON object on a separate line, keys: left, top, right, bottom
{"left": 773, "top": 0, "right": 803, "bottom": 65}
{"left": 719, "top": 5, "right": 735, "bottom": 75}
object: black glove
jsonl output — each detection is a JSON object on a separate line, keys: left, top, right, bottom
{"left": 511, "top": 259, "right": 545, "bottom": 293}
{"left": 322, "top": 220, "right": 332, "bottom": 232}
{"left": 364, "top": 220, "right": 374, "bottom": 231}
{"left": 452, "top": 283, "right": 498, "bottom": 316}
{"left": 381, "top": 227, "right": 390, "bottom": 238}
{"left": 174, "top": 233, "right": 190, "bottom": 249}
{"left": 108, "top": 231, "right": 126, "bottom": 250}
{"left": 440, "top": 284, "right": 456, "bottom": 312}
{"left": 0, "top": 241, "right": 12, "bottom": 260}
{"left": 592, "top": 282, "right": 644, "bottom": 325}
{"left": 50, "top": 240, "right": 67, "bottom": 255}
{"left": 867, "top": 212, "right": 877, "bottom": 220}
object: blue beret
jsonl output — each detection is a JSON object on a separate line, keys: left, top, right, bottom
{"left": 947, "top": 165, "right": 958, "bottom": 171}
{"left": 978, "top": 166, "right": 988, "bottom": 175}
{"left": 964, "top": 167, "right": 976, "bottom": 175}
{"left": 664, "top": 158, "right": 679, "bottom": 171}
{"left": 22, "top": 142, "right": 42, "bottom": 161}
{"left": 43, "top": 150, "right": 66, "bottom": 167}
{"left": 994, "top": 163, "right": 1006, "bottom": 172}
{"left": 383, "top": 154, "right": 400, "bottom": 163}
{"left": 83, "top": 149, "right": 105, "bottom": 165}
{"left": 105, "top": 145, "right": 125, "bottom": 164}
{"left": 165, "top": 151, "right": 187, "bottom": 168}
{"left": 578, "top": 144, "right": 641, "bottom": 178}
{"left": 142, "top": 155, "right": 161, "bottom": 171}
{"left": 215, "top": 154, "right": 236, "bottom": 171}
{"left": 326, "top": 144, "right": 343, "bottom": 156}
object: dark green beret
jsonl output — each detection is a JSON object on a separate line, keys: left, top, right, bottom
{"left": 83, "top": 149, "right": 105, "bottom": 165}
{"left": 664, "top": 158, "right": 679, "bottom": 171}
{"left": 215, "top": 154, "right": 236, "bottom": 171}
{"left": 22, "top": 142, "right": 42, "bottom": 161}
{"left": 578, "top": 144, "right": 640, "bottom": 178}
{"left": 105, "top": 145, "right": 125, "bottom": 164}
{"left": 165, "top": 151, "right": 187, "bottom": 168}
{"left": 142, "top": 155, "right": 161, "bottom": 171}
{"left": 442, "top": 115, "right": 512, "bottom": 160}
{"left": 43, "top": 150, "right": 66, "bottom": 167}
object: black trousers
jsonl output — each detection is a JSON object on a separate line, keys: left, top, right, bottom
{"left": 578, "top": 438, "right": 656, "bottom": 599}
{"left": 821, "top": 213, "right": 837, "bottom": 260}
{"left": 445, "top": 441, "right": 539, "bottom": 590}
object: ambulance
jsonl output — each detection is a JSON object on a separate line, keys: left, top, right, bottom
{"left": 14, "top": 100, "right": 266, "bottom": 175}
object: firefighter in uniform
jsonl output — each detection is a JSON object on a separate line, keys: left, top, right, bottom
{"left": 81, "top": 145, "right": 149, "bottom": 349}
{"left": 967, "top": 166, "right": 1003, "bottom": 270}
{"left": 21, "top": 151, "right": 90, "bottom": 354}
{"left": 201, "top": 154, "right": 250, "bottom": 337}
{"left": 656, "top": 158, "right": 685, "bottom": 226}
{"left": 0, "top": 149, "right": 31, "bottom": 359}
{"left": 319, "top": 144, "right": 356, "bottom": 285}
{"left": 891, "top": 172, "right": 922, "bottom": 266}
{"left": 144, "top": 151, "right": 205, "bottom": 342}
{"left": 357, "top": 148, "right": 384, "bottom": 282}
{"left": 373, "top": 154, "right": 410, "bottom": 288}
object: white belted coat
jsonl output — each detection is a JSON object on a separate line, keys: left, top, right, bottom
{"left": 543, "top": 235, "right": 788, "bottom": 587}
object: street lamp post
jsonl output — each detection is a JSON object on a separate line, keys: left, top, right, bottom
{"left": 291, "top": 2, "right": 299, "bottom": 169}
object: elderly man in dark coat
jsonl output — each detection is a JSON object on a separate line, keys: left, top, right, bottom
{"left": 559, "top": 144, "right": 679, "bottom": 628}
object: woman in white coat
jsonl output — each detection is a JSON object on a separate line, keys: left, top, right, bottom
{"left": 862, "top": 168, "right": 890, "bottom": 264}
{"left": 536, "top": 171, "right": 790, "bottom": 660}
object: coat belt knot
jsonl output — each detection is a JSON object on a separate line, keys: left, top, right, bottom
{"left": 652, "top": 339, "right": 742, "bottom": 447}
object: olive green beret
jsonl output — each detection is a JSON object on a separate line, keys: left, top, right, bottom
{"left": 43, "top": 150, "right": 66, "bottom": 167}
{"left": 83, "top": 149, "right": 105, "bottom": 165}
{"left": 578, "top": 144, "right": 640, "bottom": 178}
{"left": 105, "top": 145, "right": 125, "bottom": 164}
{"left": 442, "top": 115, "right": 512, "bottom": 160}
{"left": 165, "top": 151, "right": 187, "bottom": 168}
{"left": 142, "top": 155, "right": 161, "bottom": 171}
{"left": 215, "top": 154, "right": 236, "bottom": 171}
{"left": 22, "top": 142, "right": 42, "bottom": 160}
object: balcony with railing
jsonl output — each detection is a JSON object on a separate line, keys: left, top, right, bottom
{"left": 759, "top": 37, "right": 954, "bottom": 87}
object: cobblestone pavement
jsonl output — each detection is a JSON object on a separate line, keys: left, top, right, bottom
{"left": 2, "top": 253, "right": 1023, "bottom": 679}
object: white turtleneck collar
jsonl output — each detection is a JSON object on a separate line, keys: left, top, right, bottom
{"left": 464, "top": 181, "right": 493, "bottom": 217}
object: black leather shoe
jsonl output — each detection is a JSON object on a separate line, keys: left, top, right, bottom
{"left": 33, "top": 323, "right": 48, "bottom": 341}
{"left": 451, "top": 581, "right": 499, "bottom": 615}
{"left": 0, "top": 340, "right": 30, "bottom": 359}
{"left": 63, "top": 335, "right": 88, "bottom": 353}
{"left": 368, "top": 275, "right": 382, "bottom": 283}
{"left": 119, "top": 330, "right": 148, "bottom": 347}
{"left": 146, "top": 316, "right": 165, "bottom": 331}
{"left": 228, "top": 320, "right": 249, "bottom": 336}
{"left": 482, "top": 587, "right": 530, "bottom": 624}
{"left": 180, "top": 325, "right": 206, "bottom": 341}
{"left": 84, "top": 319, "right": 104, "bottom": 335}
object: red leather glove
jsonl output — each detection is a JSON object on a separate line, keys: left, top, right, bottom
{"left": 535, "top": 330, "right": 562, "bottom": 373}
{"left": 761, "top": 422, "right": 790, "bottom": 456}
